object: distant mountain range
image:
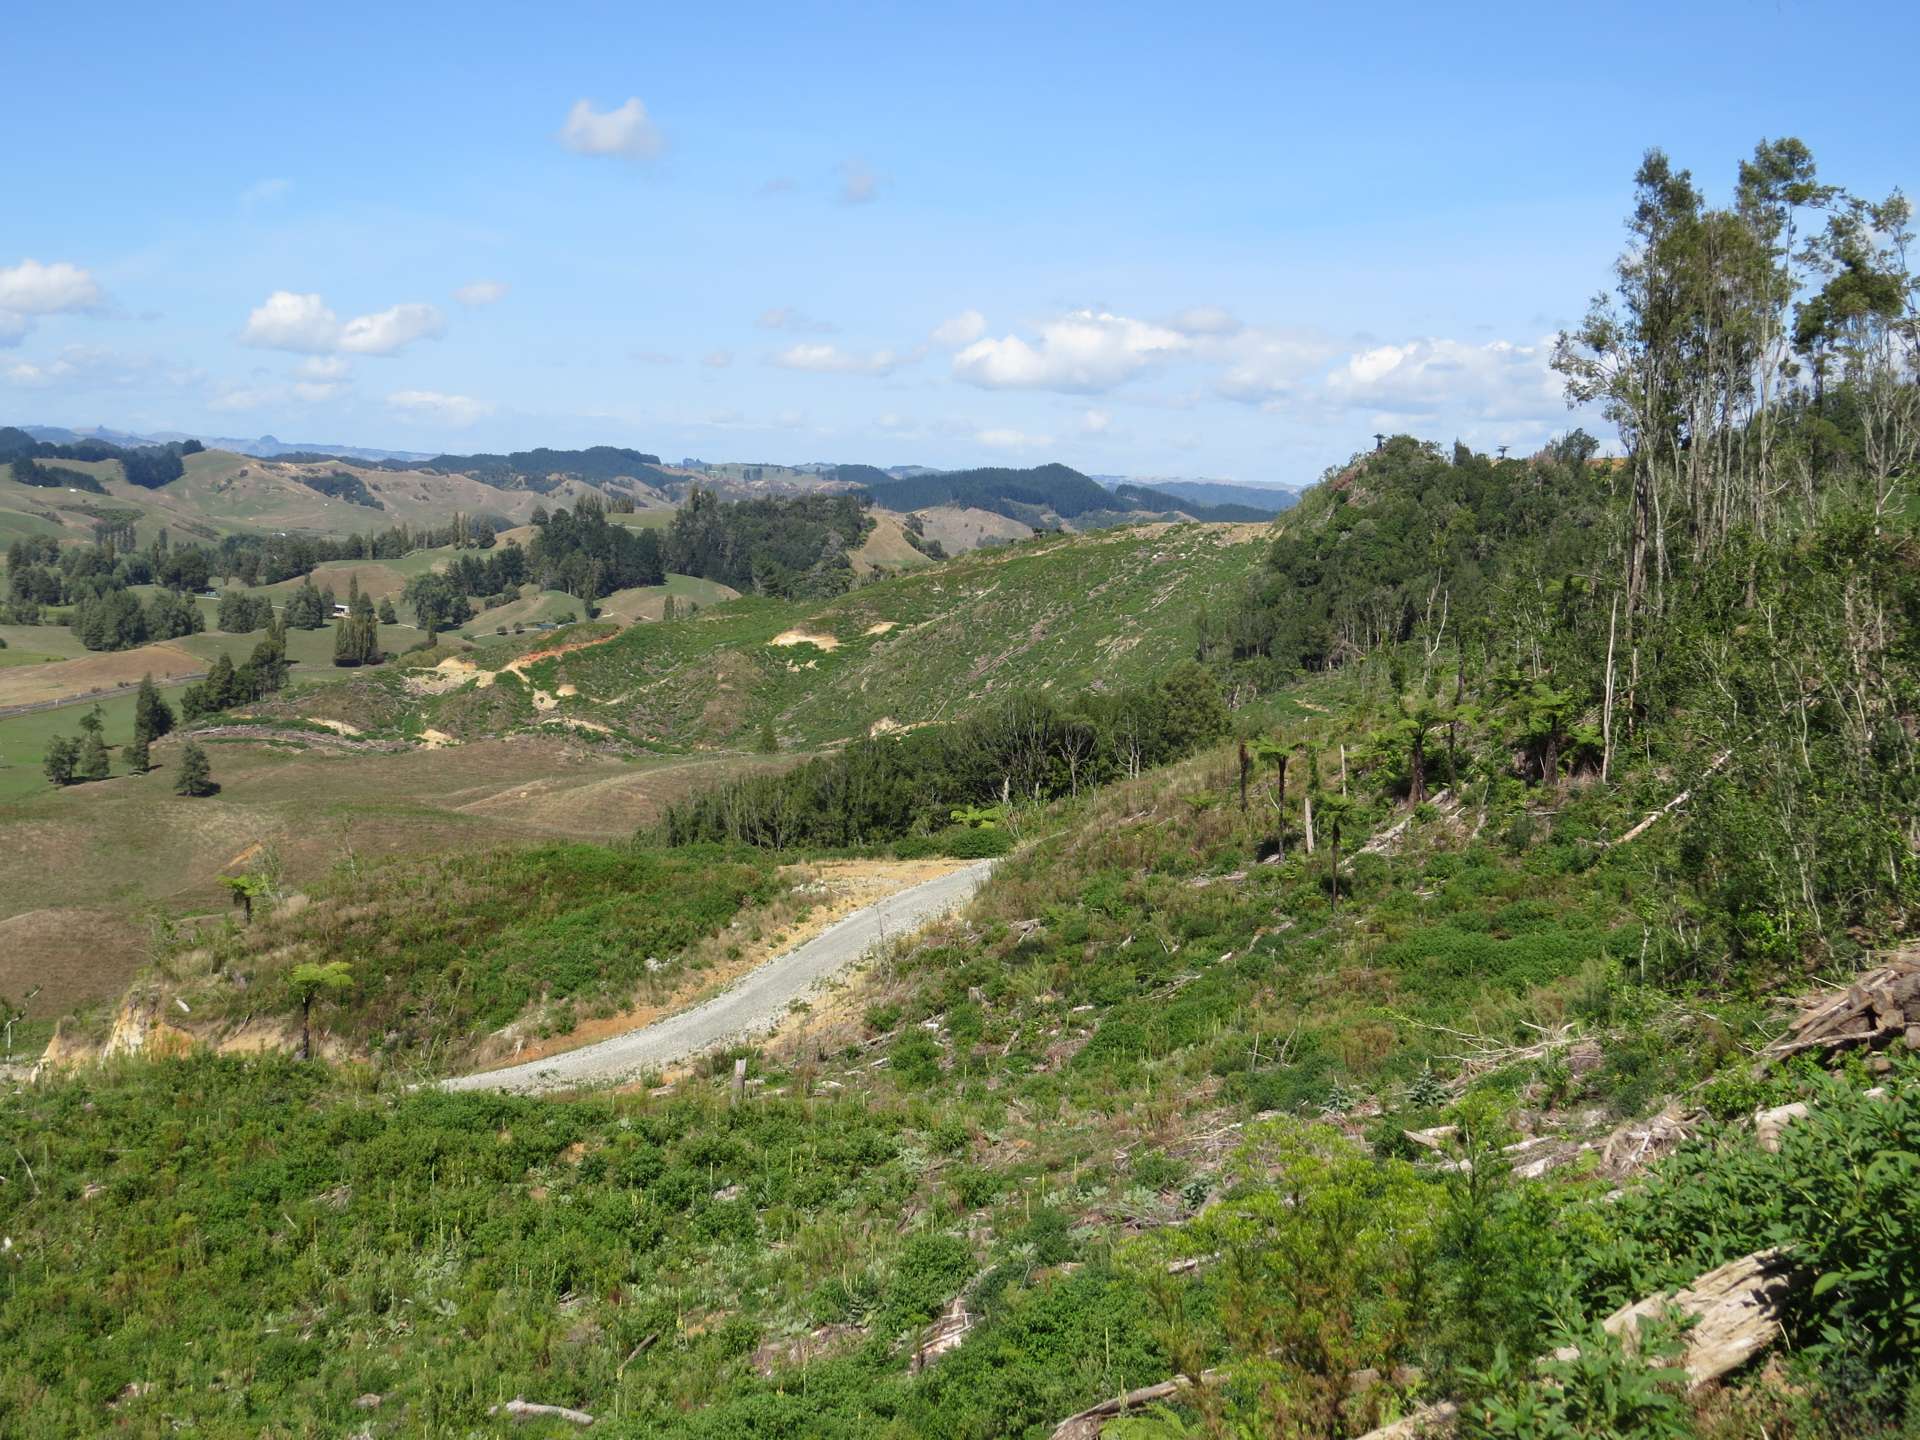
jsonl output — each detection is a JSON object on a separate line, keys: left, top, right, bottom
{"left": 22, "top": 425, "right": 437, "bottom": 464}
{"left": 1093, "top": 474, "right": 1298, "bottom": 515}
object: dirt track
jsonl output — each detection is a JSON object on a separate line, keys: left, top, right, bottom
{"left": 445, "top": 859, "right": 993, "bottom": 1094}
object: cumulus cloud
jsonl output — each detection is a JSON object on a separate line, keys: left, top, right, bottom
{"left": 241, "top": 291, "right": 444, "bottom": 357}
{"left": 771, "top": 343, "right": 902, "bottom": 376}
{"left": 0, "top": 259, "right": 104, "bottom": 344}
{"left": 1325, "top": 335, "right": 1563, "bottom": 422}
{"left": 1079, "top": 408, "right": 1113, "bottom": 435}
{"left": 454, "top": 280, "right": 509, "bottom": 307}
{"left": 0, "top": 259, "right": 104, "bottom": 316}
{"left": 559, "top": 97, "right": 664, "bottom": 160}
{"left": 388, "top": 389, "right": 491, "bottom": 427}
{"left": 1212, "top": 328, "right": 1338, "bottom": 406}
{"left": 952, "top": 310, "right": 1189, "bottom": 394}
{"left": 931, "top": 309, "right": 987, "bottom": 347}
{"left": 757, "top": 306, "right": 834, "bottom": 334}
{"left": 240, "top": 291, "right": 342, "bottom": 353}
{"left": 838, "top": 160, "right": 880, "bottom": 204}
{"left": 339, "top": 302, "right": 446, "bottom": 355}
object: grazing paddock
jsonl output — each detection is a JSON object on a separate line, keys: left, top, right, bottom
{"left": 0, "top": 731, "right": 785, "bottom": 1013}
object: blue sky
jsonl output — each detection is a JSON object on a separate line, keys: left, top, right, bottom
{"left": 6, "top": 1, "right": 1916, "bottom": 484}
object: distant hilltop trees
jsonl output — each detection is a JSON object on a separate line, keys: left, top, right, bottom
{"left": 0, "top": 426, "right": 200, "bottom": 488}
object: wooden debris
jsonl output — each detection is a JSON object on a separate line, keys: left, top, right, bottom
{"left": 1403, "top": 1125, "right": 1457, "bottom": 1151}
{"left": 1049, "top": 1371, "right": 1222, "bottom": 1439}
{"left": 1598, "top": 1104, "right": 1695, "bottom": 1179}
{"left": 910, "top": 1296, "right": 973, "bottom": 1373}
{"left": 1185, "top": 870, "right": 1248, "bottom": 889}
{"left": 1611, "top": 751, "right": 1730, "bottom": 845}
{"left": 1754, "top": 1087, "right": 1887, "bottom": 1152}
{"left": 1354, "top": 1251, "right": 1804, "bottom": 1440}
{"left": 1577, "top": 1248, "right": 1808, "bottom": 1390}
{"left": 490, "top": 1397, "right": 595, "bottom": 1426}
{"left": 1761, "top": 958, "right": 1920, "bottom": 1066}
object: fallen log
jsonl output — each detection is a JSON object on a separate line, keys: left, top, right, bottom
{"left": 490, "top": 1397, "right": 595, "bottom": 1426}
{"left": 1049, "top": 1371, "right": 1221, "bottom": 1439}
{"left": 1353, "top": 1250, "right": 1808, "bottom": 1440}
{"left": 1760, "top": 959, "right": 1920, "bottom": 1067}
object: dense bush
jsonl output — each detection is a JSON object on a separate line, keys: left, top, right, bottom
{"left": 660, "top": 665, "right": 1229, "bottom": 851}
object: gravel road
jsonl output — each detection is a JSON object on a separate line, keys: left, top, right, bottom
{"left": 444, "top": 859, "right": 994, "bottom": 1094}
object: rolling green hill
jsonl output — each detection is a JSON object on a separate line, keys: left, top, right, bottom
{"left": 252, "top": 521, "right": 1270, "bottom": 750}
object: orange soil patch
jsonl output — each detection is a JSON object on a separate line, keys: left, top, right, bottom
{"left": 0, "top": 641, "right": 206, "bottom": 709}
{"left": 509, "top": 628, "right": 625, "bottom": 670}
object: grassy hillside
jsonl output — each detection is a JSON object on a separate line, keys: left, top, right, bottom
{"left": 275, "top": 523, "right": 1267, "bottom": 752}
{"left": 5, "top": 685, "right": 1911, "bottom": 1437}
{"left": 0, "top": 449, "right": 609, "bottom": 555}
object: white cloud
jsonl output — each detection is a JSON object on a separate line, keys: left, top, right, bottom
{"left": 559, "top": 97, "right": 664, "bottom": 160}
{"left": 757, "top": 306, "right": 834, "bottom": 334}
{"left": 703, "top": 349, "right": 733, "bottom": 368}
{"left": 1212, "top": 328, "right": 1337, "bottom": 406}
{"left": 454, "top": 280, "right": 509, "bottom": 307}
{"left": 0, "top": 259, "right": 103, "bottom": 343}
{"left": 0, "top": 259, "right": 104, "bottom": 315}
{"left": 976, "top": 426, "right": 1054, "bottom": 451}
{"left": 241, "top": 291, "right": 444, "bottom": 357}
{"left": 1079, "top": 408, "right": 1112, "bottom": 435}
{"left": 339, "top": 302, "right": 445, "bottom": 355}
{"left": 388, "top": 389, "right": 491, "bottom": 427}
{"left": 838, "top": 160, "right": 880, "bottom": 204}
{"left": 772, "top": 342, "right": 902, "bottom": 376}
{"left": 931, "top": 309, "right": 987, "bottom": 347}
{"left": 952, "top": 310, "right": 1189, "bottom": 394}
{"left": 1168, "top": 305, "right": 1241, "bottom": 337}
{"left": 1325, "top": 335, "right": 1563, "bottom": 422}
{"left": 4, "top": 345, "right": 198, "bottom": 390}
{"left": 240, "top": 291, "right": 341, "bottom": 353}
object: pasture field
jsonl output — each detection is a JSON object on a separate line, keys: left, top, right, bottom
{"left": 0, "top": 730, "right": 780, "bottom": 1020}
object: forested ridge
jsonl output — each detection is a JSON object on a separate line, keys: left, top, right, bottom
{"left": 857, "top": 463, "right": 1268, "bottom": 524}
{"left": 3, "top": 138, "right": 1918, "bottom": 1440}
